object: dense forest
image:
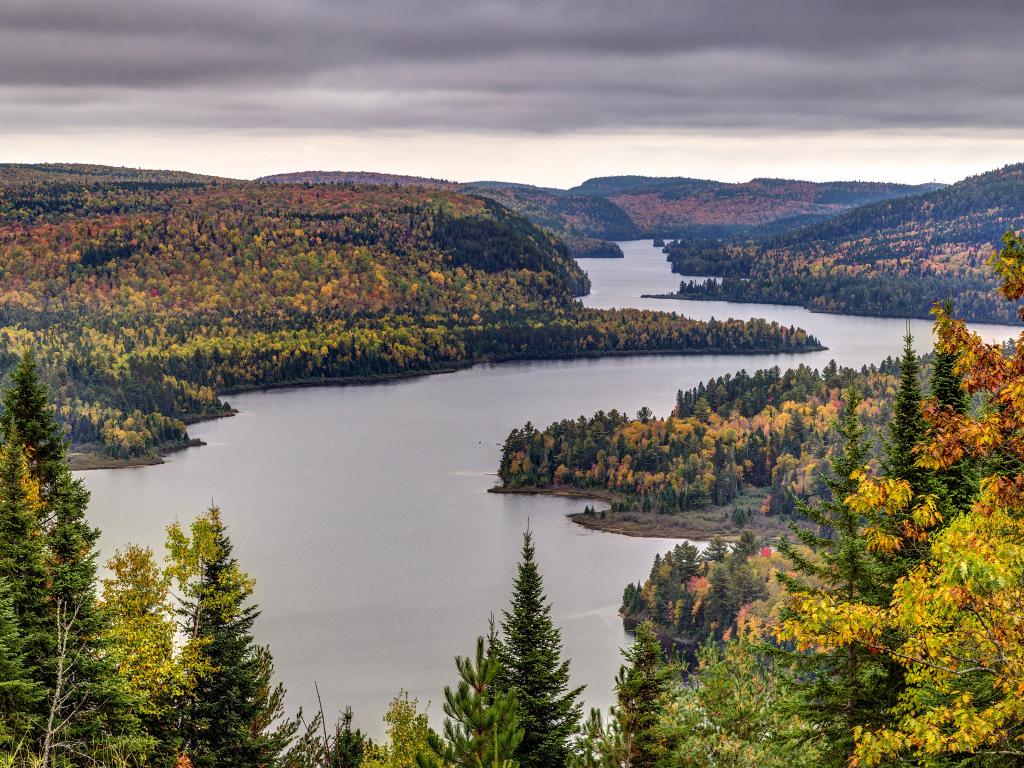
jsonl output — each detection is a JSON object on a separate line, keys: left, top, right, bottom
{"left": 667, "top": 162, "right": 1024, "bottom": 323}
{"left": 5, "top": 233, "right": 1024, "bottom": 765}
{"left": 498, "top": 356, "right": 905, "bottom": 535}
{"left": 0, "top": 164, "right": 822, "bottom": 460}
{"left": 265, "top": 171, "right": 935, "bottom": 259}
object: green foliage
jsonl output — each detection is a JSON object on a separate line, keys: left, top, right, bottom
{"left": 364, "top": 694, "right": 435, "bottom": 768}
{"left": 497, "top": 532, "right": 583, "bottom": 768}
{"left": 174, "top": 508, "right": 296, "bottom": 768}
{"left": 498, "top": 361, "right": 898, "bottom": 523}
{"left": 0, "top": 165, "right": 820, "bottom": 460}
{"left": 622, "top": 537, "right": 786, "bottom": 651}
{"left": 0, "top": 351, "right": 66, "bottom": 494}
{"left": 774, "top": 389, "right": 897, "bottom": 766}
{"left": 609, "top": 622, "right": 673, "bottom": 768}
{"left": 418, "top": 637, "right": 522, "bottom": 768}
{"left": 0, "top": 438, "right": 49, "bottom": 705}
{"left": 0, "top": 577, "right": 42, "bottom": 744}
{"left": 661, "top": 640, "right": 820, "bottom": 768}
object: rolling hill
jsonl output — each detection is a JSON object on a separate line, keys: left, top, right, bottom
{"left": 670, "top": 162, "right": 1024, "bottom": 324}
{"left": 262, "top": 171, "right": 938, "bottom": 255}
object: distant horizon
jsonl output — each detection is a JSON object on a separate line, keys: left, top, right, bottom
{"left": 5, "top": 137, "right": 1015, "bottom": 190}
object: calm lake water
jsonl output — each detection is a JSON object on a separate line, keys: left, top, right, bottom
{"left": 79, "top": 239, "right": 1021, "bottom": 735}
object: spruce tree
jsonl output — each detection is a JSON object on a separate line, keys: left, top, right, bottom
{"left": 883, "top": 331, "right": 929, "bottom": 491}
{"left": 879, "top": 330, "right": 936, "bottom": 570}
{"left": 0, "top": 437, "right": 50, "bottom": 691}
{"left": 929, "top": 312, "right": 978, "bottom": 517}
{"left": 498, "top": 532, "right": 583, "bottom": 768}
{"left": 610, "top": 621, "right": 672, "bottom": 768}
{"left": 0, "top": 576, "right": 42, "bottom": 744}
{"left": 420, "top": 636, "right": 523, "bottom": 768}
{"left": 776, "top": 389, "right": 896, "bottom": 766}
{"left": 0, "top": 351, "right": 66, "bottom": 496}
{"left": 176, "top": 508, "right": 293, "bottom": 768}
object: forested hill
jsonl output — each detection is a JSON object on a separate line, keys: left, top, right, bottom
{"left": 566, "top": 175, "right": 941, "bottom": 237}
{"left": 0, "top": 163, "right": 821, "bottom": 462}
{"left": 262, "top": 171, "right": 937, "bottom": 255}
{"left": 670, "top": 162, "right": 1024, "bottom": 323}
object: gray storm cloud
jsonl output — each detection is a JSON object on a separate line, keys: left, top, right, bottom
{"left": 0, "top": 0, "right": 1021, "bottom": 135}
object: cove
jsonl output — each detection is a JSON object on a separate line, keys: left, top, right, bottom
{"left": 79, "top": 239, "right": 1020, "bottom": 735}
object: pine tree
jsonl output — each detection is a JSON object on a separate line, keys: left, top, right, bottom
{"left": 498, "top": 532, "right": 583, "bottom": 768}
{"left": 776, "top": 389, "right": 896, "bottom": 766}
{"left": 0, "top": 350, "right": 66, "bottom": 496}
{"left": 0, "top": 576, "right": 42, "bottom": 744}
{"left": 175, "top": 508, "right": 293, "bottom": 768}
{"left": 419, "top": 636, "right": 523, "bottom": 768}
{"left": 610, "top": 621, "right": 672, "bottom": 768}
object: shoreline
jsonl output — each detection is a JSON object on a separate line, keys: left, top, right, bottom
{"left": 489, "top": 484, "right": 788, "bottom": 541}
{"left": 642, "top": 292, "right": 1024, "bottom": 329}
{"left": 72, "top": 343, "right": 826, "bottom": 471}
{"left": 69, "top": 438, "right": 206, "bottom": 471}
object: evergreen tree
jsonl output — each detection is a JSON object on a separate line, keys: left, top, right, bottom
{"left": 776, "top": 389, "right": 896, "bottom": 766}
{"left": 928, "top": 309, "right": 978, "bottom": 517}
{"left": 419, "top": 636, "right": 523, "bottom": 768}
{"left": 883, "top": 331, "right": 929, "bottom": 490}
{"left": 41, "top": 466, "right": 141, "bottom": 751}
{"left": 700, "top": 537, "right": 729, "bottom": 563}
{"left": 0, "top": 437, "right": 50, "bottom": 692}
{"left": 878, "top": 330, "right": 936, "bottom": 570}
{"left": 610, "top": 621, "right": 672, "bottom": 768}
{"left": 175, "top": 508, "right": 294, "bottom": 768}
{"left": 498, "top": 532, "right": 583, "bottom": 768}
{"left": 0, "top": 350, "right": 66, "bottom": 496}
{"left": 0, "top": 576, "right": 42, "bottom": 744}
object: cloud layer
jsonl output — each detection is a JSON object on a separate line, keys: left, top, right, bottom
{"left": 2, "top": 0, "right": 1021, "bottom": 135}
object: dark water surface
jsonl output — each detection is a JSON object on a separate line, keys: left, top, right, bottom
{"left": 80, "top": 239, "right": 1020, "bottom": 734}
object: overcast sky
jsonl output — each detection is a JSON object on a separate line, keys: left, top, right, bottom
{"left": 4, "top": 0, "right": 1024, "bottom": 186}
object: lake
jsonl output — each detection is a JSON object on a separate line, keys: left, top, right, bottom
{"left": 79, "top": 239, "right": 1020, "bottom": 735}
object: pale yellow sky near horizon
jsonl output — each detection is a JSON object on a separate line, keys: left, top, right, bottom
{"left": 7, "top": 129, "right": 1024, "bottom": 187}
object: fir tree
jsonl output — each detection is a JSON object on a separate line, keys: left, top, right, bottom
{"left": 498, "top": 532, "right": 583, "bottom": 768}
{"left": 610, "top": 621, "right": 672, "bottom": 768}
{"left": 176, "top": 508, "right": 294, "bottom": 768}
{"left": 419, "top": 636, "right": 523, "bottom": 768}
{"left": 0, "top": 350, "right": 66, "bottom": 496}
{"left": 776, "top": 389, "right": 896, "bottom": 766}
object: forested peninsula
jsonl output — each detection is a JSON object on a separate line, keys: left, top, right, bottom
{"left": 0, "top": 164, "right": 821, "bottom": 463}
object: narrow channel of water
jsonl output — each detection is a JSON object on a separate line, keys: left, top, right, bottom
{"left": 79, "top": 240, "right": 1021, "bottom": 735}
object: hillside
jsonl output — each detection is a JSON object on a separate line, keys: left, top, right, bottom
{"left": 264, "top": 171, "right": 936, "bottom": 243}
{"left": 0, "top": 163, "right": 821, "bottom": 462}
{"left": 670, "top": 162, "right": 1024, "bottom": 323}
{"left": 570, "top": 175, "right": 942, "bottom": 236}
{"left": 259, "top": 170, "right": 454, "bottom": 187}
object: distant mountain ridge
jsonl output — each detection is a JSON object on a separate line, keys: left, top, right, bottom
{"left": 261, "top": 170, "right": 940, "bottom": 254}
{"left": 669, "top": 162, "right": 1024, "bottom": 324}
